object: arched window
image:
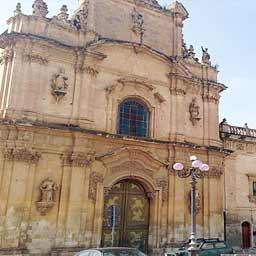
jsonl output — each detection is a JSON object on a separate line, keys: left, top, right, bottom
{"left": 118, "top": 98, "right": 150, "bottom": 137}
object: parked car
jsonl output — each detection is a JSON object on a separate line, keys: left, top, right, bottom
{"left": 165, "top": 238, "right": 233, "bottom": 256}
{"left": 74, "top": 247, "right": 147, "bottom": 256}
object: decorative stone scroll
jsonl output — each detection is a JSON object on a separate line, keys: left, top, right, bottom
{"left": 32, "top": 0, "right": 48, "bottom": 17}
{"left": 36, "top": 178, "right": 58, "bottom": 215}
{"left": 104, "top": 187, "right": 111, "bottom": 198}
{"left": 0, "top": 48, "right": 14, "bottom": 65}
{"left": 23, "top": 53, "right": 48, "bottom": 66}
{"left": 63, "top": 152, "right": 96, "bottom": 167}
{"left": 50, "top": 69, "right": 69, "bottom": 102}
{"left": 4, "top": 148, "right": 41, "bottom": 164}
{"left": 156, "top": 179, "right": 168, "bottom": 201}
{"left": 85, "top": 66, "right": 99, "bottom": 77}
{"left": 88, "top": 172, "right": 103, "bottom": 201}
{"left": 189, "top": 98, "right": 201, "bottom": 125}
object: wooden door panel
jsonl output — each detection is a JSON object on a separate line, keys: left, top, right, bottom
{"left": 102, "top": 180, "right": 149, "bottom": 252}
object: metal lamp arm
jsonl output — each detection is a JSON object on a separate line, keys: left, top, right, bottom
{"left": 177, "top": 168, "right": 192, "bottom": 178}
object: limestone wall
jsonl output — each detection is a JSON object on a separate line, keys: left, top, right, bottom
{"left": 0, "top": 123, "right": 225, "bottom": 254}
{"left": 224, "top": 138, "right": 256, "bottom": 247}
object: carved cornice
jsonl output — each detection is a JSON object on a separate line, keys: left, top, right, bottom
{"left": 169, "top": 87, "right": 186, "bottom": 96}
{"left": 203, "top": 167, "right": 223, "bottom": 178}
{"left": 63, "top": 152, "right": 96, "bottom": 167}
{"left": 22, "top": 53, "right": 49, "bottom": 65}
{"left": 4, "top": 148, "right": 41, "bottom": 164}
{"left": 88, "top": 171, "right": 103, "bottom": 201}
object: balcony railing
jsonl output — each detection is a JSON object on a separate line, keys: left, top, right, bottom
{"left": 219, "top": 119, "right": 256, "bottom": 138}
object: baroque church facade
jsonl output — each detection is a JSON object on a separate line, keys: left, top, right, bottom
{"left": 0, "top": 0, "right": 255, "bottom": 255}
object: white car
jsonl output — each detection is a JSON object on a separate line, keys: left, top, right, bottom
{"left": 75, "top": 247, "right": 147, "bottom": 256}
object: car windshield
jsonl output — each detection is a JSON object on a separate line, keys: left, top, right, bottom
{"left": 101, "top": 249, "right": 146, "bottom": 256}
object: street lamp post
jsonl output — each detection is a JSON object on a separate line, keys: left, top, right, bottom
{"left": 173, "top": 156, "right": 209, "bottom": 256}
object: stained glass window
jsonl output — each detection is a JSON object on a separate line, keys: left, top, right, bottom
{"left": 118, "top": 99, "right": 149, "bottom": 137}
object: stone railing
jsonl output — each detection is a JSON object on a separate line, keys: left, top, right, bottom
{"left": 220, "top": 121, "right": 256, "bottom": 138}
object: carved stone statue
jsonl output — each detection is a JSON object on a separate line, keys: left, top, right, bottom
{"left": 188, "top": 45, "right": 195, "bottom": 58}
{"left": 182, "top": 42, "right": 189, "bottom": 58}
{"left": 36, "top": 178, "right": 58, "bottom": 215}
{"left": 32, "top": 0, "right": 48, "bottom": 17}
{"left": 56, "top": 5, "right": 69, "bottom": 23}
{"left": 201, "top": 46, "right": 211, "bottom": 65}
{"left": 189, "top": 98, "right": 201, "bottom": 125}
{"left": 40, "top": 178, "right": 58, "bottom": 202}
{"left": 51, "top": 69, "right": 69, "bottom": 102}
{"left": 72, "top": 1, "right": 89, "bottom": 31}
{"left": 14, "top": 3, "right": 22, "bottom": 16}
{"left": 131, "top": 8, "right": 145, "bottom": 41}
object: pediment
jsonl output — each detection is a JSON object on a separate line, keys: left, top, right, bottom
{"left": 168, "top": 59, "right": 194, "bottom": 79}
{"left": 105, "top": 76, "right": 167, "bottom": 103}
{"left": 167, "top": 1, "right": 189, "bottom": 21}
{"left": 98, "top": 146, "right": 167, "bottom": 170}
{"left": 85, "top": 39, "right": 173, "bottom": 66}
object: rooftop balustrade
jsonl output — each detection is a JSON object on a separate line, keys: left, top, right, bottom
{"left": 219, "top": 119, "right": 256, "bottom": 139}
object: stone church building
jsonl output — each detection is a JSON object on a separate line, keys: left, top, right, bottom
{"left": 0, "top": 0, "right": 255, "bottom": 255}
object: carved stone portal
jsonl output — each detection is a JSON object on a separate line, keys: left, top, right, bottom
{"left": 36, "top": 178, "right": 58, "bottom": 215}
{"left": 189, "top": 98, "right": 201, "bottom": 125}
{"left": 156, "top": 179, "right": 168, "bottom": 201}
{"left": 88, "top": 172, "right": 103, "bottom": 201}
{"left": 51, "top": 69, "right": 69, "bottom": 102}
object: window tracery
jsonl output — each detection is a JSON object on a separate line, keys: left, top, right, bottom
{"left": 118, "top": 98, "right": 149, "bottom": 138}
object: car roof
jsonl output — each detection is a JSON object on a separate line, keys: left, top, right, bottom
{"left": 78, "top": 247, "right": 139, "bottom": 252}
{"left": 93, "top": 247, "right": 139, "bottom": 251}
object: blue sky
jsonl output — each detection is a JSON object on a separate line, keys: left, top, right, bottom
{"left": 0, "top": 0, "right": 255, "bottom": 128}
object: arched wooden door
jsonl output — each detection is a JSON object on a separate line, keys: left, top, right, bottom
{"left": 102, "top": 180, "right": 149, "bottom": 252}
{"left": 242, "top": 221, "right": 251, "bottom": 248}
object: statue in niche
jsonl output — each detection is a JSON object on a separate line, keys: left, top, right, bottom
{"left": 51, "top": 68, "right": 69, "bottom": 102}
{"left": 201, "top": 46, "right": 211, "bottom": 66}
{"left": 40, "top": 178, "right": 58, "bottom": 202}
{"left": 36, "top": 178, "right": 58, "bottom": 215}
{"left": 189, "top": 98, "right": 201, "bottom": 125}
